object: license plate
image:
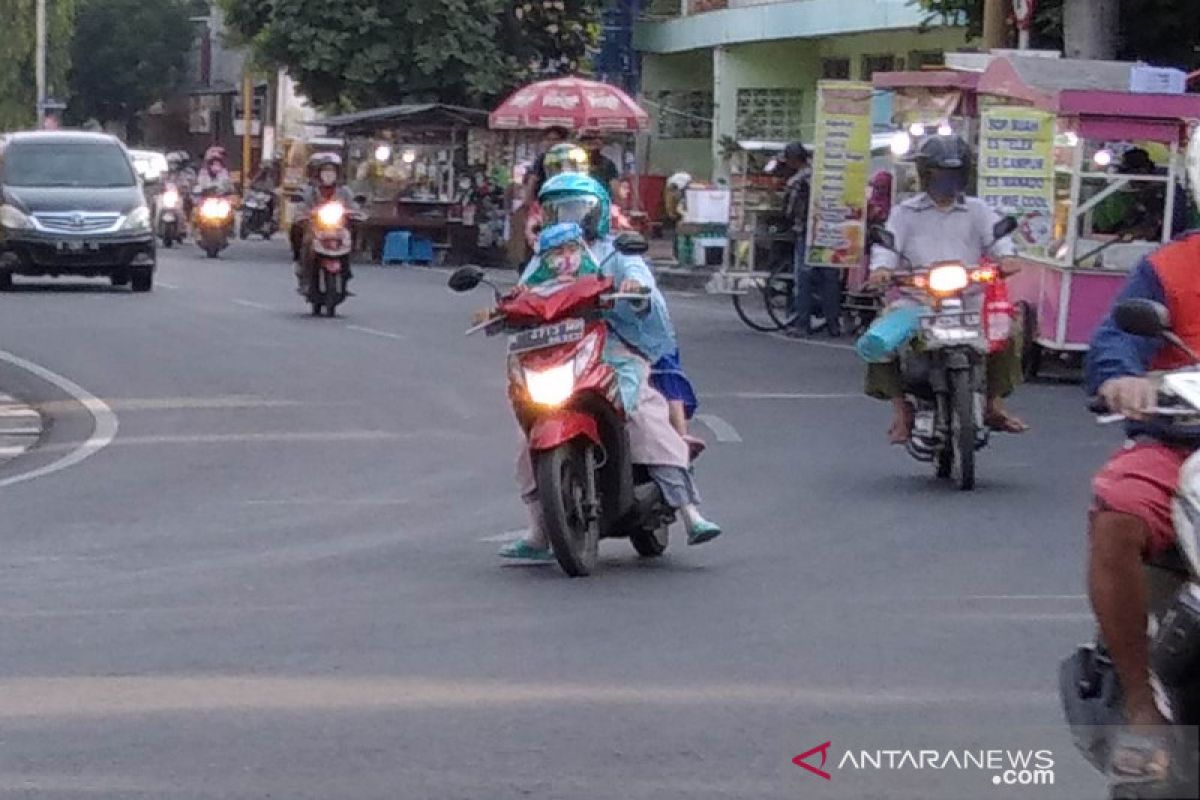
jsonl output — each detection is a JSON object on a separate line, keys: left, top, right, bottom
{"left": 921, "top": 311, "right": 981, "bottom": 330}
{"left": 58, "top": 240, "right": 89, "bottom": 253}
{"left": 322, "top": 259, "right": 342, "bottom": 274}
{"left": 508, "top": 319, "right": 585, "bottom": 354}
{"left": 161, "top": 212, "right": 176, "bottom": 222}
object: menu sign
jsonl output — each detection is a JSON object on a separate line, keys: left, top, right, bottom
{"left": 806, "top": 81, "right": 872, "bottom": 268}
{"left": 978, "top": 106, "right": 1056, "bottom": 257}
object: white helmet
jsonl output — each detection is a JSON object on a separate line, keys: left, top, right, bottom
{"left": 1188, "top": 127, "right": 1200, "bottom": 219}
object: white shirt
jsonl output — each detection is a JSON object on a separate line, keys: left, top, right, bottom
{"left": 870, "top": 193, "right": 1016, "bottom": 272}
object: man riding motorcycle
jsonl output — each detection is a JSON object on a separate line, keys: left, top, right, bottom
{"left": 1085, "top": 214, "right": 1200, "bottom": 787}
{"left": 500, "top": 173, "right": 722, "bottom": 561}
{"left": 867, "top": 135, "right": 1028, "bottom": 443}
{"left": 291, "top": 153, "right": 359, "bottom": 294}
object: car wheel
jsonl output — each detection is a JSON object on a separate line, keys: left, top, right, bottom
{"left": 110, "top": 272, "right": 130, "bottom": 287}
{"left": 0, "top": 271, "right": 12, "bottom": 292}
{"left": 130, "top": 270, "right": 153, "bottom": 293}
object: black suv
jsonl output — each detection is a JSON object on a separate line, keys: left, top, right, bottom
{"left": 0, "top": 131, "right": 156, "bottom": 292}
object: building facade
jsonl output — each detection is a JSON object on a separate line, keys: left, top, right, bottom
{"left": 634, "top": 0, "right": 971, "bottom": 178}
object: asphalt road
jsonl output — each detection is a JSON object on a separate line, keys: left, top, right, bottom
{"left": 0, "top": 240, "right": 1115, "bottom": 799}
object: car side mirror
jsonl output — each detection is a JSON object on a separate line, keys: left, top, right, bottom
{"left": 614, "top": 231, "right": 648, "bottom": 256}
{"left": 447, "top": 265, "right": 484, "bottom": 293}
{"left": 993, "top": 216, "right": 1018, "bottom": 240}
{"left": 869, "top": 225, "right": 895, "bottom": 251}
{"left": 1113, "top": 299, "right": 1171, "bottom": 338}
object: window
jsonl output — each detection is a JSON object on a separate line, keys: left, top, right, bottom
{"left": 735, "top": 88, "right": 804, "bottom": 141}
{"left": 821, "top": 58, "right": 851, "bottom": 81}
{"left": 648, "top": 90, "right": 714, "bottom": 139}
{"left": 860, "top": 54, "right": 898, "bottom": 80}
{"left": 2, "top": 143, "right": 136, "bottom": 188}
{"left": 909, "top": 50, "right": 945, "bottom": 70}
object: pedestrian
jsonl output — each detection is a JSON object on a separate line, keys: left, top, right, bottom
{"left": 581, "top": 134, "right": 620, "bottom": 196}
{"left": 783, "top": 142, "right": 841, "bottom": 338}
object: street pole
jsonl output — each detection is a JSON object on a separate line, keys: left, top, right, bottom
{"left": 982, "top": 0, "right": 1008, "bottom": 51}
{"left": 242, "top": 70, "right": 253, "bottom": 190}
{"left": 35, "top": 0, "right": 46, "bottom": 127}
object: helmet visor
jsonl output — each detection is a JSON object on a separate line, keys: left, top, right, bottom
{"left": 543, "top": 195, "right": 599, "bottom": 227}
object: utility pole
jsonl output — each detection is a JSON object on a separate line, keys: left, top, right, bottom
{"left": 242, "top": 69, "right": 253, "bottom": 191}
{"left": 35, "top": 0, "right": 47, "bottom": 126}
{"left": 982, "top": 0, "right": 1009, "bottom": 51}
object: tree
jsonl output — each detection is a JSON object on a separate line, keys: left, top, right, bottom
{"left": 910, "top": 0, "right": 1200, "bottom": 68}
{"left": 219, "top": 0, "right": 602, "bottom": 111}
{"left": 67, "top": 0, "right": 194, "bottom": 129}
{"left": 0, "top": 0, "right": 76, "bottom": 131}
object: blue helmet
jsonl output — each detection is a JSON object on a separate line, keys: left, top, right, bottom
{"left": 538, "top": 172, "right": 611, "bottom": 240}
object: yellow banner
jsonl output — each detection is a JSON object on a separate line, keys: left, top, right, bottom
{"left": 806, "top": 81, "right": 873, "bottom": 268}
{"left": 978, "top": 106, "right": 1056, "bottom": 257}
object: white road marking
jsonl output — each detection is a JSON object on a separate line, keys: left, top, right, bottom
{"left": 479, "top": 529, "right": 527, "bottom": 543}
{"left": 157, "top": 281, "right": 180, "bottom": 289}
{"left": 694, "top": 413, "right": 742, "bottom": 443}
{"left": 232, "top": 298, "right": 272, "bottom": 311}
{"left": 0, "top": 426, "right": 41, "bottom": 435}
{"left": 0, "top": 407, "right": 40, "bottom": 417}
{"left": 0, "top": 446, "right": 27, "bottom": 457}
{"left": 0, "top": 350, "right": 118, "bottom": 489}
{"left": 705, "top": 391, "right": 863, "bottom": 400}
{"left": 242, "top": 497, "right": 411, "bottom": 507}
{"left": 345, "top": 324, "right": 406, "bottom": 341}
{"left": 966, "top": 594, "right": 1088, "bottom": 601}
{"left": 103, "top": 429, "right": 471, "bottom": 446}
{"left": 767, "top": 331, "right": 856, "bottom": 351}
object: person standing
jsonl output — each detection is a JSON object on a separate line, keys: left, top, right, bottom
{"left": 783, "top": 142, "right": 841, "bottom": 338}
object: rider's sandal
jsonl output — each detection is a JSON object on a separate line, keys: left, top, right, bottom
{"left": 683, "top": 507, "right": 723, "bottom": 546}
{"left": 984, "top": 413, "right": 1030, "bottom": 434}
{"left": 498, "top": 539, "right": 554, "bottom": 562}
{"left": 1108, "top": 728, "right": 1173, "bottom": 788}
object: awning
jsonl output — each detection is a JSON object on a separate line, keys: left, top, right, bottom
{"left": 311, "top": 103, "right": 488, "bottom": 134}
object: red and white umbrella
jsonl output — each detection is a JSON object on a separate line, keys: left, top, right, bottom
{"left": 489, "top": 76, "right": 650, "bottom": 133}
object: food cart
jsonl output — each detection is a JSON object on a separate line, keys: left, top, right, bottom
{"left": 313, "top": 104, "right": 494, "bottom": 264}
{"left": 971, "top": 56, "right": 1200, "bottom": 378}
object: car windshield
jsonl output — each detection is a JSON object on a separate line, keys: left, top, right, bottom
{"left": 3, "top": 142, "right": 136, "bottom": 188}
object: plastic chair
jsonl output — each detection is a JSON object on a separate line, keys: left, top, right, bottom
{"left": 408, "top": 235, "right": 434, "bottom": 265}
{"left": 382, "top": 230, "right": 412, "bottom": 265}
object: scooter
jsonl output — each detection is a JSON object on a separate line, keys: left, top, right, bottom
{"left": 193, "top": 188, "right": 234, "bottom": 259}
{"left": 240, "top": 189, "right": 276, "bottom": 240}
{"left": 1061, "top": 299, "right": 1200, "bottom": 800}
{"left": 156, "top": 183, "right": 185, "bottom": 248}
{"left": 448, "top": 226, "right": 683, "bottom": 577}
{"left": 301, "top": 200, "right": 358, "bottom": 317}
{"left": 870, "top": 217, "right": 1017, "bottom": 491}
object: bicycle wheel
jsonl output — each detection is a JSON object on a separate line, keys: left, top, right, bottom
{"left": 730, "top": 275, "right": 777, "bottom": 332}
{"left": 764, "top": 260, "right": 799, "bottom": 330}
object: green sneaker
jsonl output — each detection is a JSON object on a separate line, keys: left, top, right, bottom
{"left": 499, "top": 539, "right": 554, "bottom": 562}
{"left": 686, "top": 519, "right": 723, "bottom": 546}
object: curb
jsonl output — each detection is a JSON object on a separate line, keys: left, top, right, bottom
{"left": 0, "top": 391, "right": 43, "bottom": 467}
{"left": 651, "top": 262, "right": 717, "bottom": 292}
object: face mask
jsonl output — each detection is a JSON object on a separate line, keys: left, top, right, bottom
{"left": 927, "top": 170, "right": 964, "bottom": 202}
{"left": 320, "top": 169, "right": 337, "bottom": 186}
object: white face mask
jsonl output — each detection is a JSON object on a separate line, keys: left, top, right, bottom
{"left": 319, "top": 168, "right": 338, "bottom": 186}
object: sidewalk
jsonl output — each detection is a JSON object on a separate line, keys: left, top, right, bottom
{"left": 647, "top": 236, "right": 716, "bottom": 292}
{"left": 0, "top": 391, "right": 42, "bottom": 467}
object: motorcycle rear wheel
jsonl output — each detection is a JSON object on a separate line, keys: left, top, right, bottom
{"left": 536, "top": 442, "right": 598, "bottom": 577}
{"left": 951, "top": 369, "right": 976, "bottom": 491}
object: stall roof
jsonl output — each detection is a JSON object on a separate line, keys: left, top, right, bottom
{"left": 872, "top": 70, "right": 979, "bottom": 92}
{"left": 312, "top": 103, "right": 488, "bottom": 133}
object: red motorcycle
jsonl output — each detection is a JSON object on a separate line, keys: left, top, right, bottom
{"left": 448, "top": 248, "right": 680, "bottom": 577}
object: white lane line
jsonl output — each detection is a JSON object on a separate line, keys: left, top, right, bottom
{"left": 705, "top": 392, "right": 863, "bottom": 400}
{"left": 966, "top": 594, "right": 1088, "bottom": 601}
{"left": 0, "top": 407, "right": 41, "bottom": 417}
{"left": 345, "top": 324, "right": 407, "bottom": 341}
{"left": 0, "top": 446, "right": 27, "bottom": 457}
{"left": 479, "top": 529, "right": 526, "bottom": 543}
{"left": 694, "top": 413, "right": 742, "bottom": 443}
{"left": 0, "top": 350, "right": 118, "bottom": 489}
{"left": 232, "top": 298, "right": 272, "bottom": 311}
{"left": 766, "top": 332, "right": 856, "bottom": 351}
{"left": 0, "top": 426, "right": 41, "bottom": 435}
{"left": 157, "top": 281, "right": 180, "bottom": 289}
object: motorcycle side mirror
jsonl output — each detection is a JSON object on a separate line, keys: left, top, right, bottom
{"left": 447, "top": 266, "right": 485, "bottom": 293}
{"left": 869, "top": 225, "right": 895, "bottom": 251}
{"left": 614, "top": 232, "right": 649, "bottom": 256}
{"left": 993, "top": 216, "right": 1018, "bottom": 240}
{"left": 1113, "top": 299, "right": 1171, "bottom": 338}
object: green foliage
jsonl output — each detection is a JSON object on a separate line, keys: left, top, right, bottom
{"left": 219, "top": 0, "right": 602, "bottom": 111}
{"left": 0, "top": 0, "right": 76, "bottom": 131}
{"left": 909, "top": 0, "right": 1200, "bottom": 68}
{"left": 67, "top": 0, "right": 195, "bottom": 126}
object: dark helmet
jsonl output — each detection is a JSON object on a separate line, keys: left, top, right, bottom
{"left": 915, "top": 135, "right": 971, "bottom": 171}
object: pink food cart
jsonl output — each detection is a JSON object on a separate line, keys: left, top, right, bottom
{"left": 974, "top": 56, "right": 1200, "bottom": 378}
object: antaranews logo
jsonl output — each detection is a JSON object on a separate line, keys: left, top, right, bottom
{"left": 793, "top": 742, "right": 1056, "bottom": 788}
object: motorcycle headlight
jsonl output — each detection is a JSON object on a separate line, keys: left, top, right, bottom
{"left": 0, "top": 204, "right": 31, "bottom": 230}
{"left": 161, "top": 189, "right": 180, "bottom": 209}
{"left": 122, "top": 206, "right": 152, "bottom": 232}
{"left": 200, "top": 198, "right": 231, "bottom": 220}
{"left": 316, "top": 202, "right": 346, "bottom": 229}
{"left": 524, "top": 362, "right": 575, "bottom": 407}
{"left": 928, "top": 263, "right": 969, "bottom": 294}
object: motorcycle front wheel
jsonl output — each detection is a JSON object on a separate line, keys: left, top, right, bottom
{"left": 536, "top": 442, "right": 598, "bottom": 577}
{"left": 323, "top": 269, "right": 342, "bottom": 317}
{"left": 950, "top": 369, "right": 976, "bottom": 491}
